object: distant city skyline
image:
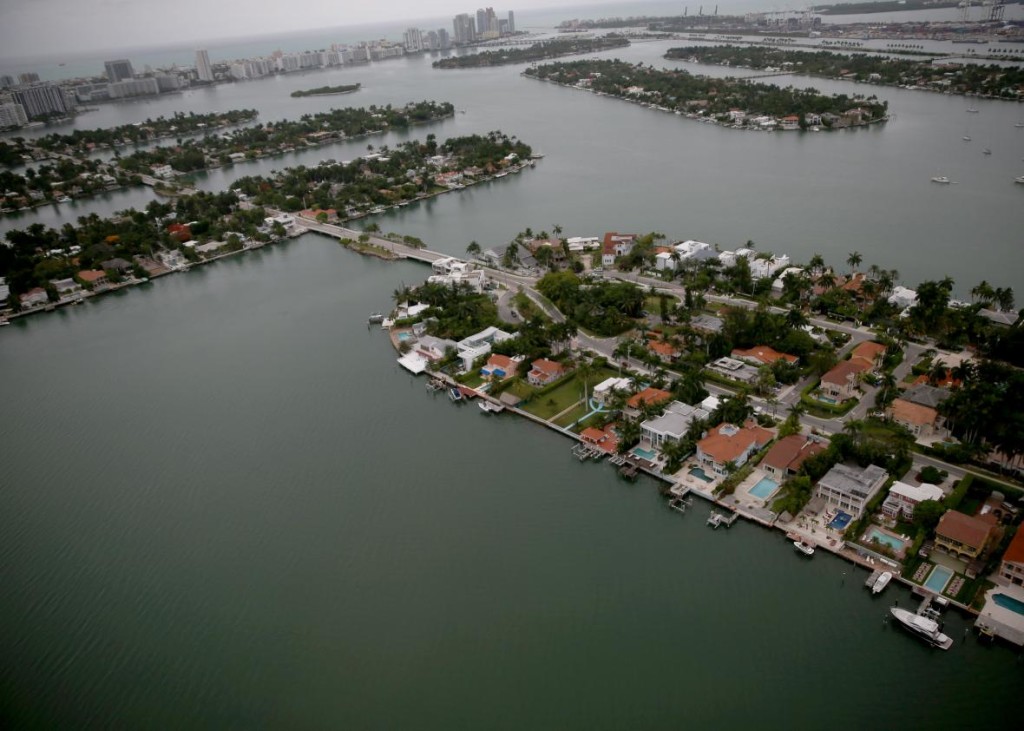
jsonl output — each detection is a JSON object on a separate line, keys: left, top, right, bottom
{"left": 0, "top": 0, "right": 634, "bottom": 59}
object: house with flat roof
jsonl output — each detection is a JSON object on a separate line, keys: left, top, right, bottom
{"left": 19, "top": 287, "right": 49, "bottom": 308}
{"left": 886, "top": 398, "right": 945, "bottom": 439}
{"left": 415, "top": 335, "right": 457, "bottom": 362}
{"left": 593, "top": 377, "right": 632, "bottom": 404}
{"left": 696, "top": 421, "right": 773, "bottom": 476}
{"left": 690, "top": 314, "right": 724, "bottom": 335}
{"left": 640, "top": 401, "right": 710, "bottom": 449}
{"left": 708, "top": 356, "right": 760, "bottom": 384}
{"left": 625, "top": 387, "right": 672, "bottom": 418}
{"left": 881, "top": 481, "right": 944, "bottom": 520}
{"left": 813, "top": 463, "right": 888, "bottom": 519}
{"left": 998, "top": 528, "right": 1024, "bottom": 588}
{"left": 455, "top": 326, "right": 513, "bottom": 372}
{"left": 51, "top": 278, "right": 81, "bottom": 297}
{"left": 935, "top": 510, "right": 996, "bottom": 561}
{"left": 527, "top": 358, "right": 566, "bottom": 386}
{"left": 761, "top": 434, "right": 827, "bottom": 482}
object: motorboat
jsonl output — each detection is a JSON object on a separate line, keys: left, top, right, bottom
{"left": 367, "top": 312, "right": 384, "bottom": 324}
{"left": 966, "top": 107, "right": 979, "bottom": 113}
{"left": 889, "top": 606, "right": 953, "bottom": 650}
{"left": 793, "top": 540, "right": 815, "bottom": 556}
{"left": 930, "top": 176, "right": 951, "bottom": 184}
{"left": 872, "top": 571, "right": 893, "bottom": 595}
{"left": 962, "top": 135, "right": 971, "bottom": 141}
{"left": 1015, "top": 176, "right": 1024, "bottom": 185}
{"left": 983, "top": 148, "right": 991, "bottom": 155}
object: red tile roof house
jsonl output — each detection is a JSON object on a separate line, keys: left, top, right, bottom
{"left": 998, "top": 528, "right": 1024, "bottom": 588}
{"left": 761, "top": 434, "right": 826, "bottom": 482}
{"left": 527, "top": 358, "right": 567, "bottom": 386}
{"left": 819, "top": 359, "right": 869, "bottom": 401}
{"left": 935, "top": 510, "right": 997, "bottom": 564}
{"left": 77, "top": 269, "right": 109, "bottom": 290}
{"left": 696, "top": 421, "right": 774, "bottom": 477}
{"left": 647, "top": 338, "right": 681, "bottom": 363}
{"left": 480, "top": 354, "right": 521, "bottom": 380}
{"left": 580, "top": 425, "right": 619, "bottom": 454}
{"left": 601, "top": 232, "right": 637, "bottom": 267}
{"left": 886, "top": 398, "right": 944, "bottom": 439}
{"left": 624, "top": 387, "right": 673, "bottom": 418}
{"left": 731, "top": 345, "right": 798, "bottom": 367}
{"left": 850, "top": 341, "right": 887, "bottom": 370}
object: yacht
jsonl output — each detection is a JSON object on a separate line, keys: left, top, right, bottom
{"left": 889, "top": 607, "right": 953, "bottom": 650}
{"left": 367, "top": 312, "right": 384, "bottom": 324}
{"left": 872, "top": 571, "right": 893, "bottom": 595}
{"left": 962, "top": 135, "right": 972, "bottom": 141}
{"left": 793, "top": 540, "right": 815, "bottom": 556}
{"left": 1015, "top": 176, "right": 1024, "bottom": 185}
{"left": 930, "top": 176, "right": 951, "bottom": 184}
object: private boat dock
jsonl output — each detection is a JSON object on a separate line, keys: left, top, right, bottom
{"left": 707, "top": 510, "right": 739, "bottom": 529}
{"left": 572, "top": 443, "right": 606, "bottom": 461}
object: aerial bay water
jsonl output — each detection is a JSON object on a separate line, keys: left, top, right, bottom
{"left": 0, "top": 234, "right": 1020, "bottom": 728}
{"left": 1, "top": 6, "right": 1023, "bottom": 726}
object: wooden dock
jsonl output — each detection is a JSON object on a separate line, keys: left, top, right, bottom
{"left": 707, "top": 510, "right": 739, "bottom": 529}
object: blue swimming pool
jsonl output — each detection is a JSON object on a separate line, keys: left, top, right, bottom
{"left": 689, "top": 467, "right": 714, "bottom": 483}
{"left": 828, "top": 511, "right": 852, "bottom": 530}
{"left": 632, "top": 446, "right": 657, "bottom": 461}
{"left": 397, "top": 332, "right": 411, "bottom": 341}
{"left": 865, "top": 527, "right": 906, "bottom": 552}
{"left": 749, "top": 476, "right": 779, "bottom": 500}
{"left": 993, "top": 593, "right": 1024, "bottom": 617}
{"left": 924, "top": 565, "right": 954, "bottom": 594}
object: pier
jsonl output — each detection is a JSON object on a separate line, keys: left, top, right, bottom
{"left": 707, "top": 510, "right": 740, "bottom": 529}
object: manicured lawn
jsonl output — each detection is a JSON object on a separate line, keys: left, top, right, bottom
{"left": 457, "top": 371, "right": 486, "bottom": 388}
{"left": 554, "top": 403, "right": 590, "bottom": 428}
{"left": 521, "top": 377, "right": 586, "bottom": 420}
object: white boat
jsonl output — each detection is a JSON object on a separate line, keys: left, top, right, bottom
{"left": 793, "top": 540, "right": 815, "bottom": 556}
{"left": 1015, "top": 176, "right": 1024, "bottom": 185}
{"left": 962, "top": 135, "right": 971, "bottom": 141}
{"left": 478, "top": 400, "right": 504, "bottom": 414}
{"left": 1016, "top": 122, "right": 1024, "bottom": 128}
{"left": 889, "top": 606, "right": 953, "bottom": 650}
{"left": 930, "top": 176, "right": 951, "bottom": 184}
{"left": 872, "top": 571, "right": 893, "bottom": 595}
{"left": 966, "top": 107, "right": 979, "bottom": 113}
{"left": 982, "top": 148, "right": 991, "bottom": 155}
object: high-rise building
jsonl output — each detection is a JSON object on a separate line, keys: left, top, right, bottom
{"left": 476, "top": 8, "right": 489, "bottom": 34}
{"left": 18, "top": 72, "right": 40, "bottom": 85}
{"left": 0, "top": 102, "right": 28, "bottom": 129}
{"left": 0, "top": 75, "right": 15, "bottom": 89}
{"left": 403, "top": 28, "right": 424, "bottom": 53}
{"left": 104, "top": 59, "right": 135, "bottom": 82}
{"left": 12, "top": 83, "right": 68, "bottom": 119}
{"left": 195, "top": 50, "right": 214, "bottom": 82}
{"left": 508, "top": 10, "right": 515, "bottom": 33}
{"left": 107, "top": 77, "right": 159, "bottom": 99}
{"left": 436, "top": 28, "right": 451, "bottom": 49}
{"left": 453, "top": 13, "right": 477, "bottom": 45}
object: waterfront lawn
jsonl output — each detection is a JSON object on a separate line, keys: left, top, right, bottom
{"left": 553, "top": 402, "right": 591, "bottom": 428}
{"left": 456, "top": 371, "right": 486, "bottom": 389}
{"left": 521, "top": 377, "right": 586, "bottom": 420}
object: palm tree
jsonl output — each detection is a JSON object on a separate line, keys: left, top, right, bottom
{"left": 576, "top": 356, "right": 594, "bottom": 405}
{"left": 818, "top": 270, "right": 836, "bottom": 291}
{"left": 808, "top": 253, "right": 825, "bottom": 274}
{"left": 994, "top": 287, "right": 1015, "bottom": 312}
{"left": 466, "top": 240, "right": 481, "bottom": 257}
{"left": 846, "top": 251, "right": 862, "bottom": 274}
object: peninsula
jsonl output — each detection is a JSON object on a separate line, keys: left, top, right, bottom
{"left": 290, "top": 83, "right": 361, "bottom": 97}
{"left": 359, "top": 224, "right": 1024, "bottom": 647}
{"left": 433, "top": 36, "right": 630, "bottom": 69}
{"left": 524, "top": 59, "right": 889, "bottom": 131}
{"left": 666, "top": 46, "right": 1024, "bottom": 101}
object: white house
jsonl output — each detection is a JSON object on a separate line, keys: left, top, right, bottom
{"left": 888, "top": 286, "right": 917, "bottom": 311}
{"left": 593, "top": 377, "right": 632, "bottom": 404}
{"left": 455, "top": 326, "right": 513, "bottom": 372}
{"left": 640, "top": 401, "right": 710, "bottom": 449}
{"left": 772, "top": 266, "right": 804, "bottom": 294}
{"left": 881, "top": 481, "right": 944, "bottom": 520}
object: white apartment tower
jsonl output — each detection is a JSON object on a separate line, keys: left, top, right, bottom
{"left": 195, "top": 50, "right": 214, "bottom": 82}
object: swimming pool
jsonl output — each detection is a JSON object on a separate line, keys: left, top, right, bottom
{"left": 632, "top": 446, "right": 657, "bottom": 461}
{"left": 828, "top": 511, "right": 852, "bottom": 531}
{"left": 397, "top": 332, "right": 411, "bottom": 341}
{"left": 924, "top": 565, "right": 954, "bottom": 594}
{"left": 689, "top": 467, "right": 714, "bottom": 483}
{"left": 993, "top": 593, "right": 1024, "bottom": 617}
{"left": 749, "top": 476, "right": 779, "bottom": 500}
{"left": 865, "top": 527, "right": 906, "bottom": 553}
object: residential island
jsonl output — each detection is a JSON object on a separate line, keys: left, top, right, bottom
{"left": 353, "top": 224, "right": 1024, "bottom": 647}
{"left": 432, "top": 35, "right": 630, "bottom": 68}
{"left": 524, "top": 59, "right": 889, "bottom": 131}
{"left": 290, "top": 83, "right": 362, "bottom": 97}
{"left": 665, "top": 46, "right": 1024, "bottom": 101}
{"left": 0, "top": 101, "right": 455, "bottom": 214}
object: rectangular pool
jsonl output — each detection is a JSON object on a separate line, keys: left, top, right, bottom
{"left": 865, "top": 527, "right": 906, "bottom": 553}
{"left": 632, "top": 446, "right": 657, "bottom": 461}
{"left": 749, "top": 476, "right": 779, "bottom": 500}
{"left": 924, "top": 565, "right": 954, "bottom": 594}
{"left": 689, "top": 467, "right": 714, "bottom": 483}
{"left": 828, "top": 511, "right": 852, "bottom": 531}
{"left": 993, "top": 593, "right": 1024, "bottom": 617}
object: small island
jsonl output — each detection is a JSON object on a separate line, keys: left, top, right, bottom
{"left": 524, "top": 59, "right": 889, "bottom": 132}
{"left": 433, "top": 36, "right": 629, "bottom": 69}
{"left": 666, "top": 46, "right": 1024, "bottom": 101}
{"left": 291, "top": 83, "right": 361, "bottom": 97}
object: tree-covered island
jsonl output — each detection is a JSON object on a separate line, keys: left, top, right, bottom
{"left": 524, "top": 59, "right": 889, "bottom": 131}
{"left": 291, "top": 83, "right": 362, "bottom": 97}
{"left": 433, "top": 36, "right": 630, "bottom": 69}
{"left": 666, "top": 46, "right": 1024, "bottom": 101}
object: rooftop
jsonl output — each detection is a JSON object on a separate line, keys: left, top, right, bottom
{"left": 762, "top": 434, "right": 826, "bottom": 473}
{"left": 1003, "top": 527, "right": 1024, "bottom": 566}
{"left": 731, "top": 345, "right": 798, "bottom": 366}
{"left": 889, "top": 480, "right": 944, "bottom": 504}
{"left": 697, "top": 421, "right": 773, "bottom": 465}
{"left": 936, "top": 510, "right": 995, "bottom": 550}
{"left": 888, "top": 398, "right": 938, "bottom": 427}
{"left": 626, "top": 387, "right": 672, "bottom": 410}
{"left": 818, "top": 463, "right": 888, "bottom": 499}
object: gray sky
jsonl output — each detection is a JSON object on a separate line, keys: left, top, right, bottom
{"left": 0, "top": 0, "right": 613, "bottom": 58}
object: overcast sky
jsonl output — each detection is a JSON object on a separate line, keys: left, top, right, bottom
{"left": 0, "top": 0, "right": 631, "bottom": 59}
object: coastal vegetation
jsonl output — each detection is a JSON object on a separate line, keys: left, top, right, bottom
{"left": 433, "top": 36, "right": 629, "bottom": 69}
{"left": 0, "top": 158, "right": 135, "bottom": 213}
{"left": 524, "top": 59, "right": 888, "bottom": 128}
{"left": 291, "top": 83, "right": 361, "bottom": 97}
{"left": 666, "top": 46, "right": 1024, "bottom": 100}
{"left": 230, "top": 131, "right": 531, "bottom": 217}
{"left": 0, "top": 110, "right": 259, "bottom": 163}
{"left": 116, "top": 101, "right": 455, "bottom": 174}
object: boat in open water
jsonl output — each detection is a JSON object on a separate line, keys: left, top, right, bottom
{"left": 793, "top": 540, "right": 815, "bottom": 556}
{"left": 889, "top": 607, "right": 953, "bottom": 650}
{"left": 931, "top": 176, "right": 951, "bottom": 184}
